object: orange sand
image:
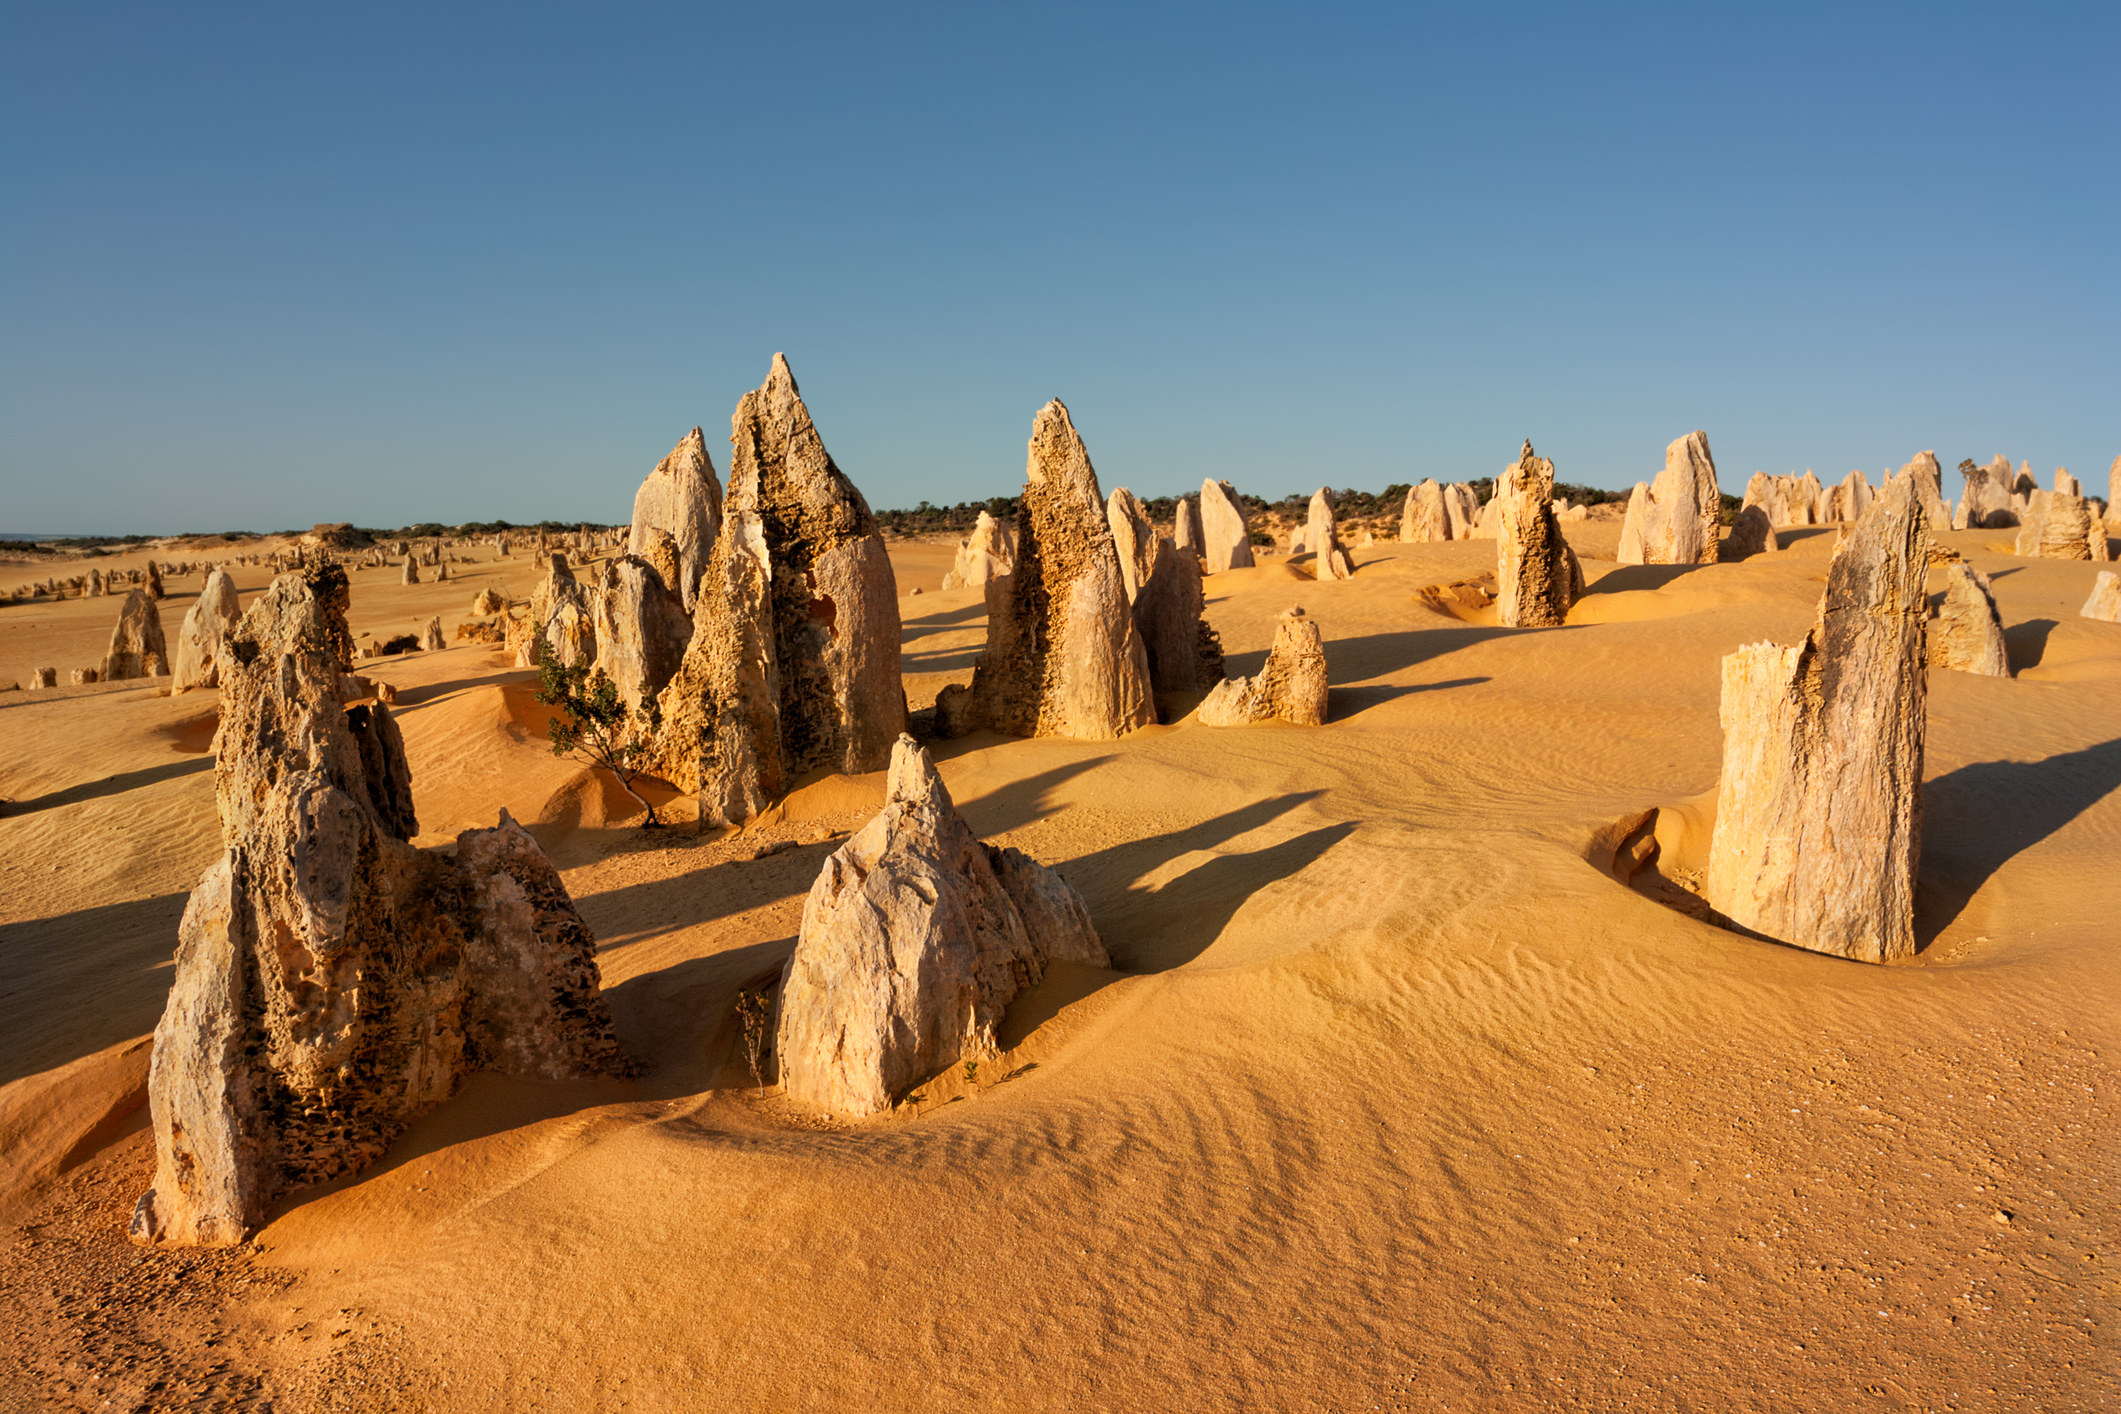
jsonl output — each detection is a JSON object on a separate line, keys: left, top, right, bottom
{"left": 1, "top": 524, "right": 2114, "bottom": 1411}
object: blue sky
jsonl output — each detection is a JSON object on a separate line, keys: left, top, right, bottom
{"left": 4, "top": 2, "right": 2115, "bottom": 533}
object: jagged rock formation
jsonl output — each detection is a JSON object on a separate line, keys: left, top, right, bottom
{"left": 1107, "top": 488, "right": 1160, "bottom": 601}
{"left": 1173, "top": 496, "right": 1204, "bottom": 559}
{"left": 1305, "top": 489, "right": 1354, "bottom": 580}
{"left": 1721, "top": 505, "right": 1779, "bottom": 560}
{"left": 1616, "top": 483, "right": 1652, "bottom": 562}
{"left": 2083, "top": 572, "right": 2121, "bottom": 623}
{"left": 1400, "top": 480, "right": 1450, "bottom": 543}
{"left": 941, "top": 511, "right": 1014, "bottom": 591}
{"left": 776, "top": 736, "right": 1107, "bottom": 1117}
{"left": 1831, "top": 470, "right": 1875, "bottom": 524}
{"left": 517, "top": 555, "right": 598, "bottom": 668}
{"left": 1494, "top": 442, "right": 1583, "bottom": 628}
{"left": 400, "top": 557, "right": 419, "bottom": 585}
{"left": 145, "top": 562, "right": 165, "bottom": 601}
{"left": 420, "top": 615, "right": 446, "bottom": 652}
{"left": 1132, "top": 535, "right": 1226, "bottom": 693}
{"left": 1444, "top": 484, "right": 1481, "bottom": 540}
{"left": 1704, "top": 476, "right": 1929, "bottom": 963}
{"left": 1636, "top": 431, "right": 1723, "bottom": 564}
{"left": 1928, "top": 557, "right": 2011, "bottom": 677}
{"left": 1900, "top": 452, "right": 1951, "bottom": 528}
{"left": 650, "top": 354, "right": 904, "bottom": 823}
{"left": 171, "top": 568, "right": 242, "bottom": 693}
{"left": 87, "top": 568, "right": 107, "bottom": 598}
{"left": 130, "top": 565, "right": 629, "bottom": 1247}
{"left": 937, "top": 400, "right": 1153, "bottom": 741}
{"left": 591, "top": 555, "right": 691, "bottom": 711}
{"left": 101, "top": 589, "right": 169, "bottom": 681}
{"left": 1954, "top": 455, "right": 2019, "bottom": 529}
{"left": 629, "top": 427, "right": 723, "bottom": 613}
{"left": 1196, "top": 607, "right": 1327, "bottom": 727}
{"left": 1199, "top": 478, "right": 1256, "bottom": 572}
{"left": 2014, "top": 489, "right": 2106, "bottom": 560}
{"left": 472, "top": 587, "right": 506, "bottom": 616}
{"left": 30, "top": 667, "right": 57, "bottom": 689}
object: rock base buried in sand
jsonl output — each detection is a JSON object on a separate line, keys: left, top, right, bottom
{"left": 1703, "top": 474, "right": 1929, "bottom": 962}
{"left": 1196, "top": 607, "right": 1327, "bottom": 727}
{"left": 1495, "top": 442, "right": 1583, "bottom": 628}
{"left": 1928, "top": 557, "right": 2011, "bottom": 677}
{"left": 2083, "top": 571, "right": 2121, "bottom": 623}
{"left": 100, "top": 588, "right": 168, "bottom": 682}
{"left": 776, "top": 735, "right": 1107, "bottom": 1117}
{"left": 130, "top": 564, "right": 630, "bottom": 1247}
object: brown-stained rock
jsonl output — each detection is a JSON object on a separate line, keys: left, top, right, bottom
{"left": 1106, "top": 488, "right": 1160, "bottom": 602}
{"left": 1199, "top": 478, "right": 1256, "bottom": 572}
{"left": 130, "top": 564, "right": 628, "bottom": 1247}
{"left": 70, "top": 668, "right": 98, "bottom": 685}
{"left": 650, "top": 354, "right": 905, "bottom": 824}
{"left": 1954, "top": 455, "right": 2019, "bottom": 530}
{"left": 400, "top": 556, "right": 420, "bottom": 585}
{"left": 1400, "top": 480, "right": 1450, "bottom": 544}
{"left": 30, "top": 667, "right": 57, "bottom": 689}
{"left": 1132, "top": 534, "right": 1226, "bottom": 693}
{"left": 1720, "top": 505, "right": 1779, "bottom": 561}
{"left": 1704, "top": 475, "right": 1929, "bottom": 963}
{"left": 1927, "top": 556, "right": 2011, "bottom": 677}
{"left": 947, "top": 400, "right": 1154, "bottom": 741}
{"left": 776, "top": 735, "right": 1106, "bottom": 1117}
{"left": 2082, "top": 571, "right": 2121, "bottom": 624}
{"left": 518, "top": 555, "right": 598, "bottom": 669}
{"left": 1306, "top": 489, "right": 1354, "bottom": 580}
{"left": 1494, "top": 442, "right": 1583, "bottom": 628}
{"left": 144, "top": 561, "right": 165, "bottom": 601}
{"left": 1196, "top": 606, "right": 1327, "bottom": 727}
{"left": 100, "top": 589, "right": 169, "bottom": 682}
{"left": 941, "top": 510, "right": 1014, "bottom": 591}
{"left": 171, "top": 567, "right": 241, "bottom": 693}
{"left": 591, "top": 554, "right": 691, "bottom": 711}
{"left": 629, "top": 427, "right": 723, "bottom": 613}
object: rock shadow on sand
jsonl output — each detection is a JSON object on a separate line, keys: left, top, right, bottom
{"left": 3, "top": 756, "right": 212, "bottom": 816}
{"left": 1915, "top": 736, "right": 2121, "bottom": 944}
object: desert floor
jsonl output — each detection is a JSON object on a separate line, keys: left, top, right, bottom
{"left": 0, "top": 523, "right": 2114, "bottom": 1412}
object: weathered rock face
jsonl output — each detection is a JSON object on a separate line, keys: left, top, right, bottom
{"left": 101, "top": 589, "right": 169, "bottom": 681}
{"left": 30, "top": 667, "right": 57, "bottom": 688}
{"left": 2083, "top": 571, "right": 2121, "bottom": 623}
{"left": 401, "top": 557, "right": 420, "bottom": 585}
{"left": 1494, "top": 442, "right": 1583, "bottom": 628}
{"left": 145, "top": 562, "right": 165, "bottom": 601}
{"left": 87, "top": 568, "right": 107, "bottom": 598}
{"left": 1704, "top": 476, "right": 1929, "bottom": 963}
{"left": 1616, "top": 482, "right": 1652, "bottom": 563}
{"left": 1900, "top": 452, "right": 1950, "bottom": 528}
{"left": 2014, "top": 490, "right": 2101, "bottom": 561}
{"left": 650, "top": 354, "right": 905, "bottom": 823}
{"left": 941, "top": 510, "right": 1014, "bottom": 591}
{"left": 1400, "top": 480, "right": 1450, "bottom": 544}
{"left": 944, "top": 401, "right": 1154, "bottom": 741}
{"left": 1445, "top": 484, "right": 1481, "bottom": 540}
{"left": 1172, "top": 496, "right": 1205, "bottom": 559}
{"left": 629, "top": 426, "right": 723, "bottom": 613}
{"left": 2108, "top": 455, "right": 2121, "bottom": 527}
{"left": 1132, "top": 535, "right": 1226, "bottom": 693}
{"left": 1199, "top": 478, "right": 1256, "bottom": 572}
{"left": 1196, "top": 607, "right": 1328, "bottom": 727}
{"left": 1721, "top": 505, "right": 1779, "bottom": 561}
{"left": 1106, "top": 488, "right": 1160, "bottom": 601}
{"left": 131, "top": 565, "right": 628, "bottom": 1247}
{"left": 591, "top": 555, "right": 691, "bottom": 711}
{"left": 1955, "top": 455, "right": 2019, "bottom": 530}
{"left": 471, "top": 586, "right": 506, "bottom": 616}
{"left": 519, "top": 556, "right": 598, "bottom": 668}
{"left": 171, "top": 568, "right": 242, "bottom": 693}
{"left": 1832, "top": 470, "right": 1875, "bottom": 524}
{"left": 1305, "top": 489, "right": 1354, "bottom": 580}
{"left": 1928, "top": 556, "right": 2011, "bottom": 677}
{"left": 2053, "top": 468, "right": 2080, "bottom": 498}
{"left": 418, "top": 615, "right": 444, "bottom": 652}
{"left": 1640, "top": 431, "right": 1722, "bottom": 564}
{"left": 776, "top": 736, "right": 1106, "bottom": 1118}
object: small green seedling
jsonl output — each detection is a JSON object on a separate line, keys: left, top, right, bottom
{"left": 962, "top": 1060, "right": 980, "bottom": 1086}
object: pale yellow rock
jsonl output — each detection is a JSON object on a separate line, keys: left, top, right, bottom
{"left": 1306, "top": 488, "right": 1354, "bottom": 580}
{"left": 1643, "top": 432, "right": 1721, "bottom": 565}
{"left": 1704, "top": 475, "right": 1929, "bottom": 962}
{"left": 1107, "top": 488, "right": 1159, "bottom": 602}
{"left": 1400, "top": 480, "right": 1450, "bottom": 544}
{"left": 1196, "top": 607, "right": 1327, "bottom": 727}
{"left": 941, "top": 510, "right": 1014, "bottom": 591}
{"left": 1199, "top": 478, "right": 1255, "bottom": 572}
{"left": 777, "top": 736, "right": 1106, "bottom": 1118}
{"left": 2082, "top": 571, "right": 2121, "bottom": 623}
{"left": 1720, "top": 505, "right": 1778, "bottom": 560}
{"left": 100, "top": 588, "right": 168, "bottom": 682}
{"left": 590, "top": 555, "right": 691, "bottom": 711}
{"left": 1928, "top": 557, "right": 2011, "bottom": 677}
{"left": 171, "top": 567, "right": 240, "bottom": 693}
{"left": 1615, "top": 482, "right": 1651, "bottom": 564}
{"left": 629, "top": 427, "right": 723, "bottom": 613}
{"left": 2013, "top": 489, "right": 2099, "bottom": 560}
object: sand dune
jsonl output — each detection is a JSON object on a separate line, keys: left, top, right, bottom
{"left": 1, "top": 525, "right": 2115, "bottom": 1409}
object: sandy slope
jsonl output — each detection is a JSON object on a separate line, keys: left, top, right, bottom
{"left": 1, "top": 525, "right": 2115, "bottom": 1412}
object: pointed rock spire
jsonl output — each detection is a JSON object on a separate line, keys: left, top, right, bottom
{"left": 1494, "top": 441, "right": 1583, "bottom": 628}
{"left": 629, "top": 426, "right": 724, "bottom": 613}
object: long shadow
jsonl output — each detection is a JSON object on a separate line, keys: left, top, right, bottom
{"left": 1917, "top": 737, "right": 2121, "bottom": 943}
{"left": 2005, "top": 619, "right": 2056, "bottom": 672}
{"left": 5, "top": 756, "right": 212, "bottom": 815}
{"left": 902, "top": 601, "right": 989, "bottom": 629}
{"left": 1329, "top": 677, "right": 1488, "bottom": 719}
{"left": 951, "top": 755, "right": 1118, "bottom": 839}
{"left": 386, "top": 669, "right": 538, "bottom": 711}
{"left": 1777, "top": 527, "right": 1839, "bottom": 547}
{"left": 0, "top": 892, "right": 186, "bottom": 1086}
{"left": 901, "top": 641, "right": 984, "bottom": 674}
{"left": 1321, "top": 624, "right": 1526, "bottom": 685}
{"left": 1091, "top": 819, "right": 1357, "bottom": 972}
{"left": 1581, "top": 564, "right": 1704, "bottom": 596}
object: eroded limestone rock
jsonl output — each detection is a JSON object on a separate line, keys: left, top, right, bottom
{"left": 1400, "top": 480, "right": 1450, "bottom": 544}
{"left": 1616, "top": 482, "right": 1651, "bottom": 563}
{"left": 471, "top": 587, "right": 505, "bottom": 616}
{"left": 1704, "top": 476, "right": 1929, "bottom": 962}
{"left": 2082, "top": 571, "right": 2121, "bottom": 624}
{"left": 1196, "top": 607, "right": 1327, "bottom": 727}
{"left": 1641, "top": 431, "right": 1722, "bottom": 565}
{"left": 1305, "top": 489, "right": 1354, "bottom": 580}
{"left": 131, "top": 565, "right": 628, "bottom": 1247}
{"left": 1173, "top": 496, "right": 1204, "bottom": 559}
{"left": 401, "top": 557, "right": 420, "bottom": 586}
{"left": 1721, "top": 505, "right": 1779, "bottom": 561}
{"left": 944, "top": 401, "right": 1153, "bottom": 741}
{"left": 2014, "top": 489, "right": 2102, "bottom": 561}
{"left": 629, "top": 427, "right": 723, "bottom": 613}
{"left": 1107, "top": 488, "right": 1159, "bottom": 601}
{"left": 1199, "top": 478, "right": 1256, "bottom": 572}
{"left": 1928, "top": 557, "right": 2011, "bottom": 677}
{"left": 1954, "top": 455, "right": 2019, "bottom": 530}
{"left": 591, "top": 555, "right": 691, "bottom": 711}
{"left": 171, "top": 568, "right": 241, "bottom": 693}
{"left": 776, "top": 736, "right": 1106, "bottom": 1117}
{"left": 1494, "top": 442, "right": 1583, "bottom": 628}
{"left": 941, "top": 510, "right": 1014, "bottom": 591}
{"left": 101, "top": 589, "right": 168, "bottom": 682}
{"left": 1132, "top": 535, "right": 1226, "bottom": 694}
{"left": 650, "top": 354, "right": 904, "bottom": 823}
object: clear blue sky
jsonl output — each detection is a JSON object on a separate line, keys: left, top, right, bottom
{"left": 4, "top": 2, "right": 2115, "bottom": 533}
